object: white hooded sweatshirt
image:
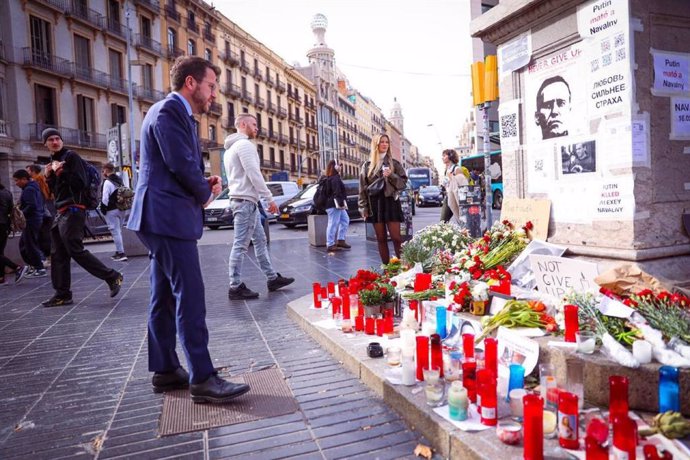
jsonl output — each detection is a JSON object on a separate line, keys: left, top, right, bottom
{"left": 223, "top": 133, "right": 273, "bottom": 203}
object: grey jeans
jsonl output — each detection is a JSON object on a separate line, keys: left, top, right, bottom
{"left": 227, "top": 200, "right": 276, "bottom": 288}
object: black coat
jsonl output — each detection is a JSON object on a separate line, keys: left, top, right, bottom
{"left": 46, "top": 147, "right": 86, "bottom": 210}
{"left": 19, "top": 181, "right": 44, "bottom": 226}
{"left": 325, "top": 174, "right": 347, "bottom": 209}
{"left": 0, "top": 187, "right": 12, "bottom": 227}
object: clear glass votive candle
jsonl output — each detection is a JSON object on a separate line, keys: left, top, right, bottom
{"left": 387, "top": 347, "right": 402, "bottom": 367}
{"left": 576, "top": 330, "right": 596, "bottom": 354}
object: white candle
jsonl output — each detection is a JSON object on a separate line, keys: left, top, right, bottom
{"left": 401, "top": 355, "right": 416, "bottom": 385}
{"left": 632, "top": 340, "right": 652, "bottom": 364}
{"left": 400, "top": 329, "right": 416, "bottom": 348}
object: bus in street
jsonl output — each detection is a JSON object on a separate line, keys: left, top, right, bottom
{"left": 407, "top": 167, "right": 433, "bottom": 191}
{"left": 460, "top": 150, "right": 503, "bottom": 209}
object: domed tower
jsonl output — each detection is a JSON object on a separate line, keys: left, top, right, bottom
{"left": 390, "top": 97, "right": 404, "bottom": 133}
{"left": 307, "top": 13, "right": 336, "bottom": 86}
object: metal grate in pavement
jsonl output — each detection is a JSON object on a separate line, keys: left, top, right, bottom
{"left": 159, "top": 367, "right": 299, "bottom": 436}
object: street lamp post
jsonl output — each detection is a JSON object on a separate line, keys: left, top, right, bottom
{"left": 125, "top": 6, "right": 138, "bottom": 187}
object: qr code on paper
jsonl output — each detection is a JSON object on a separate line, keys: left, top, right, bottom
{"left": 591, "top": 59, "right": 600, "bottom": 72}
{"left": 601, "top": 39, "right": 611, "bottom": 53}
{"left": 534, "top": 159, "right": 544, "bottom": 172}
{"left": 603, "top": 53, "right": 612, "bottom": 66}
{"left": 500, "top": 113, "right": 518, "bottom": 138}
{"left": 615, "top": 48, "right": 626, "bottom": 62}
{"left": 614, "top": 33, "right": 625, "bottom": 48}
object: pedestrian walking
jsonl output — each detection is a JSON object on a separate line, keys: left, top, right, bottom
{"left": 358, "top": 134, "right": 408, "bottom": 264}
{"left": 100, "top": 163, "right": 127, "bottom": 261}
{"left": 224, "top": 113, "right": 294, "bottom": 300}
{"left": 26, "top": 164, "right": 54, "bottom": 265}
{"left": 0, "top": 180, "right": 23, "bottom": 285}
{"left": 324, "top": 160, "right": 350, "bottom": 252}
{"left": 440, "top": 149, "right": 463, "bottom": 223}
{"left": 128, "top": 56, "right": 250, "bottom": 403}
{"left": 42, "top": 127, "right": 123, "bottom": 307}
{"left": 12, "top": 169, "right": 46, "bottom": 278}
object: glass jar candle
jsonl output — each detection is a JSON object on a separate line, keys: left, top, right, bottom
{"left": 448, "top": 381, "right": 468, "bottom": 421}
{"left": 659, "top": 366, "right": 680, "bottom": 412}
{"left": 416, "top": 335, "right": 429, "bottom": 381}
{"left": 564, "top": 304, "right": 579, "bottom": 343}
{"left": 557, "top": 391, "right": 579, "bottom": 450}
{"left": 462, "top": 358, "right": 477, "bottom": 403}
{"left": 484, "top": 337, "right": 498, "bottom": 377}
{"left": 609, "top": 375, "right": 629, "bottom": 422}
{"left": 430, "top": 334, "right": 443, "bottom": 378}
{"left": 523, "top": 394, "right": 544, "bottom": 460}
{"left": 312, "top": 282, "right": 322, "bottom": 308}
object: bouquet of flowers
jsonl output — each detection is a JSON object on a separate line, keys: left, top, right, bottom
{"left": 359, "top": 281, "right": 396, "bottom": 306}
{"left": 407, "top": 222, "right": 471, "bottom": 255}
{"left": 627, "top": 289, "right": 690, "bottom": 344}
{"left": 400, "top": 238, "right": 435, "bottom": 272}
{"left": 476, "top": 299, "right": 557, "bottom": 342}
{"left": 381, "top": 257, "right": 404, "bottom": 278}
{"left": 431, "top": 249, "right": 455, "bottom": 275}
{"left": 447, "top": 280, "right": 472, "bottom": 313}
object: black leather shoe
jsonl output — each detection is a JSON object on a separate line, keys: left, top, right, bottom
{"left": 337, "top": 240, "right": 352, "bottom": 249}
{"left": 228, "top": 283, "right": 259, "bottom": 300}
{"left": 267, "top": 273, "right": 294, "bottom": 292}
{"left": 107, "top": 272, "right": 123, "bottom": 298}
{"left": 152, "top": 367, "right": 190, "bottom": 393}
{"left": 190, "top": 374, "right": 250, "bottom": 404}
{"left": 41, "top": 295, "right": 74, "bottom": 308}
{"left": 326, "top": 245, "right": 341, "bottom": 252}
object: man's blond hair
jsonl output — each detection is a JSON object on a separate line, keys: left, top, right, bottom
{"left": 234, "top": 113, "right": 257, "bottom": 129}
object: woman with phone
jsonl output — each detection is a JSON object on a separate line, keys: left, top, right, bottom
{"left": 324, "top": 160, "right": 350, "bottom": 252}
{"left": 358, "top": 134, "right": 407, "bottom": 264}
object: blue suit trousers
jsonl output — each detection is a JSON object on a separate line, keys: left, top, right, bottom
{"left": 138, "top": 231, "right": 215, "bottom": 384}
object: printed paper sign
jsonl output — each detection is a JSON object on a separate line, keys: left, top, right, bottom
{"left": 498, "top": 31, "right": 532, "bottom": 76}
{"left": 496, "top": 327, "right": 539, "bottom": 383}
{"left": 652, "top": 49, "right": 690, "bottom": 95}
{"left": 577, "top": 0, "right": 628, "bottom": 39}
{"left": 498, "top": 100, "right": 521, "bottom": 150}
{"left": 500, "top": 198, "right": 551, "bottom": 241}
{"left": 671, "top": 97, "right": 690, "bottom": 140}
{"left": 594, "top": 178, "right": 635, "bottom": 220}
{"left": 530, "top": 254, "right": 600, "bottom": 297}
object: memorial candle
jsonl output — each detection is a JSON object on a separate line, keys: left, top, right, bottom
{"left": 312, "top": 282, "right": 322, "bottom": 308}
{"left": 463, "top": 333, "right": 475, "bottom": 359}
{"left": 341, "top": 287, "right": 350, "bottom": 319}
{"left": 376, "top": 318, "right": 385, "bottom": 337}
{"left": 327, "top": 282, "right": 335, "bottom": 298}
{"left": 414, "top": 273, "right": 432, "bottom": 292}
{"left": 430, "top": 334, "right": 443, "bottom": 378}
{"left": 484, "top": 337, "right": 497, "bottom": 377}
{"left": 331, "top": 296, "right": 341, "bottom": 319}
{"left": 564, "top": 304, "right": 579, "bottom": 342}
{"left": 365, "top": 317, "right": 375, "bottom": 335}
{"left": 523, "top": 394, "right": 544, "bottom": 460}
{"left": 612, "top": 415, "right": 637, "bottom": 460}
{"left": 558, "top": 391, "right": 579, "bottom": 450}
{"left": 608, "top": 375, "right": 629, "bottom": 422}
{"left": 354, "top": 315, "right": 364, "bottom": 331}
{"left": 462, "top": 358, "right": 477, "bottom": 403}
{"left": 416, "top": 335, "right": 429, "bottom": 381}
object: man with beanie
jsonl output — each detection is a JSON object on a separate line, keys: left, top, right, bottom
{"left": 42, "top": 127, "right": 123, "bottom": 307}
{"left": 12, "top": 169, "right": 46, "bottom": 278}
{"left": 224, "top": 113, "right": 294, "bottom": 299}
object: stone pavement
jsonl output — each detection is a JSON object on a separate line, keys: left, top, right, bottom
{"left": 0, "top": 232, "right": 432, "bottom": 459}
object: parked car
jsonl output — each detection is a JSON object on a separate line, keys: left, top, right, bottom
{"left": 418, "top": 185, "right": 444, "bottom": 207}
{"left": 278, "top": 179, "right": 362, "bottom": 228}
{"left": 204, "top": 181, "right": 299, "bottom": 229}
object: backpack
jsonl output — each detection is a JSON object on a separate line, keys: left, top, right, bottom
{"left": 114, "top": 184, "right": 134, "bottom": 211}
{"left": 10, "top": 204, "right": 26, "bottom": 233}
{"left": 312, "top": 177, "right": 329, "bottom": 213}
{"left": 77, "top": 157, "right": 102, "bottom": 210}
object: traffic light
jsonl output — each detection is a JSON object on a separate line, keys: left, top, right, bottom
{"left": 471, "top": 61, "right": 485, "bottom": 106}
{"left": 484, "top": 55, "right": 498, "bottom": 102}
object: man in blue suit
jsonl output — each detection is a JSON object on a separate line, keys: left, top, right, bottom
{"left": 128, "top": 56, "right": 249, "bottom": 404}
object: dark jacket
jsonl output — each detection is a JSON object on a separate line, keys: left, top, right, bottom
{"left": 19, "top": 180, "right": 44, "bottom": 226}
{"left": 325, "top": 174, "right": 347, "bottom": 209}
{"left": 0, "top": 186, "right": 12, "bottom": 227}
{"left": 46, "top": 147, "right": 86, "bottom": 210}
{"left": 358, "top": 155, "right": 407, "bottom": 215}
{"left": 128, "top": 93, "right": 211, "bottom": 240}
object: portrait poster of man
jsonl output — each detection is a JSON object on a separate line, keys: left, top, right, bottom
{"left": 526, "top": 43, "right": 587, "bottom": 145}
{"left": 560, "top": 140, "right": 597, "bottom": 175}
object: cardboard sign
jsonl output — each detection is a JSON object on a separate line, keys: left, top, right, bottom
{"left": 500, "top": 198, "right": 551, "bottom": 240}
{"left": 530, "top": 254, "right": 600, "bottom": 297}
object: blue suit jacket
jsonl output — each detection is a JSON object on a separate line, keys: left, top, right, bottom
{"left": 128, "top": 94, "right": 210, "bottom": 241}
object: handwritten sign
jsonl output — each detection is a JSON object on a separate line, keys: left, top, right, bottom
{"left": 500, "top": 198, "right": 551, "bottom": 240}
{"left": 651, "top": 49, "right": 690, "bottom": 95}
{"left": 530, "top": 254, "right": 600, "bottom": 297}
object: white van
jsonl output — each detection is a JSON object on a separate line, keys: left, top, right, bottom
{"left": 204, "top": 181, "right": 299, "bottom": 229}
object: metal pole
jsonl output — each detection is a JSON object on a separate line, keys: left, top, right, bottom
{"left": 125, "top": 6, "right": 138, "bottom": 188}
{"left": 297, "top": 125, "right": 301, "bottom": 182}
{"left": 482, "top": 102, "right": 493, "bottom": 228}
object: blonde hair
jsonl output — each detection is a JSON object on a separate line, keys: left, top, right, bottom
{"left": 234, "top": 113, "right": 256, "bottom": 129}
{"left": 368, "top": 134, "right": 390, "bottom": 176}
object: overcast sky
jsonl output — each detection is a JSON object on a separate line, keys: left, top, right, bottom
{"left": 214, "top": 0, "right": 474, "bottom": 172}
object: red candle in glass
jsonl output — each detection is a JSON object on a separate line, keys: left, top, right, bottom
{"left": 480, "top": 373, "right": 497, "bottom": 426}
{"left": 484, "top": 337, "right": 497, "bottom": 377}
{"left": 341, "top": 287, "right": 350, "bottom": 319}
{"left": 585, "top": 436, "right": 609, "bottom": 460}
{"left": 312, "top": 282, "right": 322, "bottom": 308}
{"left": 414, "top": 273, "right": 432, "bottom": 292}
{"left": 365, "top": 317, "right": 375, "bottom": 335}
{"left": 430, "top": 334, "right": 443, "bottom": 378}
{"left": 558, "top": 391, "right": 580, "bottom": 449}
{"left": 321, "top": 286, "right": 327, "bottom": 299}
{"left": 463, "top": 334, "right": 475, "bottom": 359}
{"left": 354, "top": 315, "right": 364, "bottom": 331}
{"left": 376, "top": 318, "right": 385, "bottom": 337}
{"left": 476, "top": 368, "right": 490, "bottom": 411}
{"left": 357, "top": 298, "right": 364, "bottom": 317}
{"left": 331, "top": 296, "right": 341, "bottom": 318}
{"left": 564, "top": 304, "right": 579, "bottom": 342}
{"left": 327, "top": 282, "right": 335, "bottom": 298}
{"left": 338, "top": 279, "right": 346, "bottom": 292}
{"left": 384, "top": 316, "right": 394, "bottom": 334}
{"left": 416, "top": 335, "right": 429, "bottom": 381}
{"left": 612, "top": 415, "right": 637, "bottom": 460}
{"left": 523, "top": 394, "right": 544, "bottom": 460}
{"left": 609, "top": 375, "right": 629, "bottom": 422}
{"left": 409, "top": 300, "right": 419, "bottom": 322}
{"left": 462, "top": 358, "right": 477, "bottom": 403}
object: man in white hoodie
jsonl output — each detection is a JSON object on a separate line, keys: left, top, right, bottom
{"left": 224, "top": 114, "right": 294, "bottom": 299}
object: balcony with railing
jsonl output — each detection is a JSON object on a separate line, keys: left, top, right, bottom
{"left": 288, "top": 113, "right": 303, "bottom": 124}
{"left": 0, "top": 120, "right": 11, "bottom": 138}
{"left": 267, "top": 101, "right": 277, "bottom": 115}
{"left": 209, "top": 102, "right": 222, "bottom": 115}
{"left": 278, "top": 134, "right": 288, "bottom": 145}
{"left": 29, "top": 123, "right": 107, "bottom": 150}
{"left": 268, "top": 130, "right": 278, "bottom": 141}
{"left": 239, "top": 60, "right": 250, "bottom": 73}
{"left": 164, "top": 3, "right": 180, "bottom": 22}
{"left": 265, "top": 73, "right": 274, "bottom": 87}
{"left": 287, "top": 89, "right": 301, "bottom": 104}
{"left": 255, "top": 96, "right": 265, "bottom": 109}
{"left": 221, "top": 118, "right": 236, "bottom": 131}
{"left": 133, "top": 0, "right": 160, "bottom": 13}
{"left": 222, "top": 83, "right": 241, "bottom": 98}
{"left": 100, "top": 17, "right": 128, "bottom": 40}
{"left": 134, "top": 84, "right": 166, "bottom": 102}
{"left": 276, "top": 80, "right": 286, "bottom": 93}
{"left": 253, "top": 67, "right": 263, "bottom": 81}
{"left": 65, "top": 1, "right": 103, "bottom": 29}
{"left": 23, "top": 48, "right": 74, "bottom": 78}
{"left": 200, "top": 138, "right": 222, "bottom": 150}
{"left": 256, "top": 127, "right": 266, "bottom": 139}
{"left": 260, "top": 159, "right": 279, "bottom": 170}
{"left": 241, "top": 90, "right": 253, "bottom": 103}
{"left": 166, "top": 46, "right": 184, "bottom": 60}
{"left": 187, "top": 18, "right": 199, "bottom": 34}
{"left": 277, "top": 106, "right": 287, "bottom": 119}
{"left": 203, "top": 30, "right": 215, "bottom": 43}
{"left": 32, "top": 0, "right": 67, "bottom": 12}
{"left": 220, "top": 49, "right": 238, "bottom": 66}
{"left": 136, "top": 34, "right": 163, "bottom": 55}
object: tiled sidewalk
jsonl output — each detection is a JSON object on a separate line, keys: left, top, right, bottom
{"left": 0, "top": 236, "right": 429, "bottom": 459}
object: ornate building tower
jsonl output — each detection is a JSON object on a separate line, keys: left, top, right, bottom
{"left": 390, "top": 97, "right": 404, "bottom": 133}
